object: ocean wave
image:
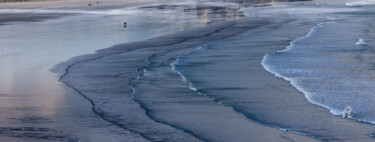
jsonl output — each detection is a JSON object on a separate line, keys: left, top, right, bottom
{"left": 345, "top": 0, "right": 375, "bottom": 6}
{"left": 170, "top": 46, "right": 203, "bottom": 83}
{"left": 260, "top": 22, "right": 344, "bottom": 115}
{"left": 356, "top": 38, "right": 367, "bottom": 46}
{"left": 261, "top": 15, "right": 375, "bottom": 126}
{"left": 171, "top": 37, "right": 324, "bottom": 141}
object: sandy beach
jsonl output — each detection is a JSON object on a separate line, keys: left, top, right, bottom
{"left": 57, "top": 16, "right": 322, "bottom": 141}
{"left": 2, "top": 0, "right": 375, "bottom": 141}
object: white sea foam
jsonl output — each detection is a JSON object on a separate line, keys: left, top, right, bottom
{"left": 171, "top": 58, "right": 188, "bottom": 82}
{"left": 261, "top": 22, "right": 343, "bottom": 116}
{"left": 356, "top": 38, "right": 367, "bottom": 45}
{"left": 170, "top": 46, "right": 208, "bottom": 93}
{"left": 345, "top": 0, "right": 375, "bottom": 6}
{"left": 188, "top": 82, "right": 197, "bottom": 91}
{"left": 170, "top": 39, "right": 325, "bottom": 136}
{"left": 170, "top": 46, "right": 203, "bottom": 83}
{"left": 143, "top": 69, "right": 153, "bottom": 76}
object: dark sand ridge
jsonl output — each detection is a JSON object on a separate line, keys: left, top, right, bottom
{"left": 56, "top": 15, "right": 319, "bottom": 141}
{"left": 58, "top": 2, "right": 375, "bottom": 142}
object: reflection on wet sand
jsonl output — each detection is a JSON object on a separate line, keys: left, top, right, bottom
{"left": 0, "top": 0, "right": 310, "bottom": 141}
{"left": 139, "top": 4, "right": 244, "bottom": 25}
{"left": 138, "top": 0, "right": 309, "bottom": 25}
{"left": 0, "top": 0, "right": 269, "bottom": 141}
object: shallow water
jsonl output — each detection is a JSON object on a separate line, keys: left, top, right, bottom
{"left": 170, "top": 1, "right": 375, "bottom": 141}
{"left": 263, "top": 6, "right": 375, "bottom": 123}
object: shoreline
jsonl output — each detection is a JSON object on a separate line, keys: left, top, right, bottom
{"left": 58, "top": 1, "right": 375, "bottom": 141}
{"left": 261, "top": 0, "right": 375, "bottom": 126}
{"left": 55, "top": 14, "right": 319, "bottom": 142}
{"left": 0, "top": 0, "right": 248, "bottom": 141}
{"left": 236, "top": 2, "right": 375, "bottom": 141}
{"left": 2, "top": 0, "right": 375, "bottom": 141}
{"left": 0, "top": 0, "right": 186, "bottom": 25}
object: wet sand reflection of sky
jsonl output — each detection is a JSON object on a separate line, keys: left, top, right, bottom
{"left": 0, "top": 0, "right": 310, "bottom": 140}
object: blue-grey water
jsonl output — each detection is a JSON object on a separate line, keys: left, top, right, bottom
{"left": 262, "top": 5, "right": 375, "bottom": 123}
{"left": 169, "top": 1, "right": 375, "bottom": 140}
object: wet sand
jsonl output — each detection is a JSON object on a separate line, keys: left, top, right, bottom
{"left": 57, "top": 1, "right": 375, "bottom": 142}
{"left": 0, "top": 0, "right": 248, "bottom": 141}
{"left": 58, "top": 16, "right": 319, "bottom": 142}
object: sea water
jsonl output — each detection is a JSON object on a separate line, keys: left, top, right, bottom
{"left": 262, "top": 4, "right": 375, "bottom": 123}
